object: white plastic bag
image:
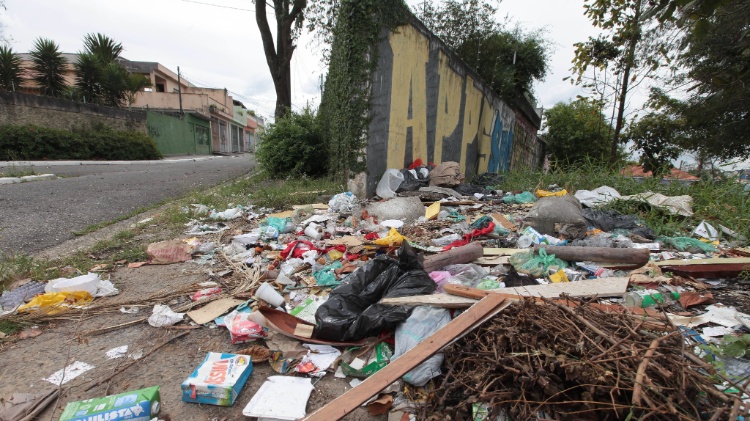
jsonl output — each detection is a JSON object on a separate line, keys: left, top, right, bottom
{"left": 574, "top": 186, "right": 621, "bottom": 208}
{"left": 328, "top": 192, "right": 358, "bottom": 213}
{"left": 147, "top": 304, "right": 184, "bottom": 327}
{"left": 392, "top": 306, "right": 452, "bottom": 386}
{"left": 376, "top": 169, "right": 405, "bottom": 199}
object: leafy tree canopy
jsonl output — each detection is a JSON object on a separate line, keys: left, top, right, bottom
{"left": 543, "top": 98, "right": 618, "bottom": 168}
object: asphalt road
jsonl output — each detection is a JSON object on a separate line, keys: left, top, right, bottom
{"left": 0, "top": 155, "right": 255, "bottom": 255}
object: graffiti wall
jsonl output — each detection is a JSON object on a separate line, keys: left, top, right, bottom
{"left": 366, "top": 22, "right": 543, "bottom": 195}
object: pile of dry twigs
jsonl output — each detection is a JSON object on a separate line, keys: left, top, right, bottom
{"left": 428, "top": 298, "right": 749, "bottom": 421}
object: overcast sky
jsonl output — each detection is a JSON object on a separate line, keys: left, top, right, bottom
{"left": 1, "top": 0, "right": 601, "bottom": 122}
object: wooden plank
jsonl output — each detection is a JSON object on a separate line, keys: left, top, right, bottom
{"left": 380, "top": 277, "right": 630, "bottom": 308}
{"left": 473, "top": 256, "right": 510, "bottom": 265}
{"left": 303, "top": 295, "right": 510, "bottom": 421}
{"left": 483, "top": 248, "right": 524, "bottom": 256}
{"left": 654, "top": 257, "right": 750, "bottom": 267}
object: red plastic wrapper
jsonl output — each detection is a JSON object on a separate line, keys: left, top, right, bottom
{"left": 191, "top": 287, "right": 222, "bottom": 301}
{"left": 225, "top": 311, "right": 268, "bottom": 344}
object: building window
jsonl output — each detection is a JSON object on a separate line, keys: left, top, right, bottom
{"left": 155, "top": 84, "right": 165, "bottom": 92}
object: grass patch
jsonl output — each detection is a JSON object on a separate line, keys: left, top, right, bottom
{"left": 73, "top": 205, "right": 162, "bottom": 236}
{"left": 246, "top": 172, "right": 343, "bottom": 209}
{"left": 0, "top": 165, "right": 36, "bottom": 178}
{"left": 498, "top": 163, "right": 750, "bottom": 241}
{"left": 0, "top": 319, "right": 23, "bottom": 335}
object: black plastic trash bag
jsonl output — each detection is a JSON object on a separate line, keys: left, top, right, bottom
{"left": 582, "top": 209, "right": 656, "bottom": 239}
{"left": 396, "top": 168, "right": 429, "bottom": 193}
{"left": 314, "top": 242, "right": 436, "bottom": 342}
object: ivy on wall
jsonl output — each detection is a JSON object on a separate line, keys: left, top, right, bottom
{"left": 318, "top": 0, "right": 411, "bottom": 181}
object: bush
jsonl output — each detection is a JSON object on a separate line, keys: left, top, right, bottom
{"left": 256, "top": 108, "right": 328, "bottom": 177}
{"left": 0, "top": 124, "right": 162, "bottom": 160}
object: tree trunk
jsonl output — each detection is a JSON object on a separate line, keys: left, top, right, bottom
{"left": 610, "top": 0, "right": 643, "bottom": 163}
{"left": 255, "top": 0, "right": 306, "bottom": 120}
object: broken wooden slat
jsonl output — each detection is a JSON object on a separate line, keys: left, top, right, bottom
{"left": 472, "top": 256, "right": 510, "bottom": 265}
{"left": 654, "top": 257, "right": 750, "bottom": 266}
{"left": 655, "top": 257, "right": 750, "bottom": 278}
{"left": 303, "top": 295, "right": 510, "bottom": 421}
{"left": 380, "top": 277, "right": 630, "bottom": 308}
{"left": 483, "top": 248, "right": 524, "bottom": 256}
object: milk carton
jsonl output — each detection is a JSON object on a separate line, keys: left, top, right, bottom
{"left": 181, "top": 352, "right": 253, "bottom": 406}
{"left": 59, "top": 386, "right": 160, "bottom": 421}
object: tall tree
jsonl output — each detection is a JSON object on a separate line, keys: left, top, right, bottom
{"left": 30, "top": 37, "right": 67, "bottom": 97}
{"left": 0, "top": 45, "right": 21, "bottom": 91}
{"left": 74, "top": 33, "right": 144, "bottom": 107}
{"left": 571, "top": 0, "right": 673, "bottom": 163}
{"left": 254, "top": 0, "right": 307, "bottom": 119}
{"left": 654, "top": 0, "right": 750, "bottom": 161}
{"left": 416, "top": 0, "right": 550, "bottom": 105}
{"left": 74, "top": 52, "right": 101, "bottom": 102}
{"left": 543, "top": 98, "right": 616, "bottom": 168}
{"left": 626, "top": 112, "right": 681, "bottom": 177}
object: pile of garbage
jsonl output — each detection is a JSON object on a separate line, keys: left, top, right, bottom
{"left": 2, "top": 160, "right": 750, "bottom": 420}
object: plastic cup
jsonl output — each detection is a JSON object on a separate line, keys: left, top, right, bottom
{"left": 255, "top": 282, "right": 285, "bottom": 307}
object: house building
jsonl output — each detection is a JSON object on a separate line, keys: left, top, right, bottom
{"left": 121, "top": 59, "right": 243, "bottom": 154}
{"left": 16, "top": 53, "right": 78, "bottom": 95}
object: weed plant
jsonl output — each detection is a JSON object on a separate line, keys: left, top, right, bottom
{"left": 499, "top": 162, "right": 749, "bottom": 240}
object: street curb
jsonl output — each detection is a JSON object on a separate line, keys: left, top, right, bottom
{"left": 0, "top": 154, "right": 249, "bottom": 167}
{"left": 0, "top": 174, "right": 57, "bottom": 185}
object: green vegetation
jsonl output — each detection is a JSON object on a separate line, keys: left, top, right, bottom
{"left": 0, "top": 124, "right": 162, "bottom": 160}
{"left": 0, "top": 165, "right": 35, "bottom": 178}
{"left": 256, "top": 107, "right": 328, "bottom": 178}
{"left": 29, "top": 37, "right": 67, "bottom": 97}
{"left": 498, "top": 164, "right": 750, "bottom": 240}
{"left": 0, "top": 45, "right": 22, "bottom": 92}
{"left": 543, "top": 98, "right": 620, "bottom": 169}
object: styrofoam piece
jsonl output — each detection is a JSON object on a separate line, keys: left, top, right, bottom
{"left": 45, "top": 273, "right": 100, "bottom": 295}
{"left": 43, "top": 361, "right": 95, "bottom": 385}
{"left": 242, "top": 376, "right": 314, "bottom": 419}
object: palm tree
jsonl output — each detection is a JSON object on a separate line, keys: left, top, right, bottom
{"left": 30, "top": 37, "right": 67, "bottom": 97}
{"left": 99, "top": 62, "right": 129, "bottom": 107}
{"left": 0, "top": 45, "right": 21, "bottom": 91}
{"left": 82, "top": 33, "right": 123, "bottom": 64}
{"left": 126, "top": 73, "right": 151, "bottom": 110}
{"left": 74, "top": 52, "right": 100, "bottom": 102}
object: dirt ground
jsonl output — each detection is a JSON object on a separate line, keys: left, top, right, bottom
{"left": 1, "top": 243, "right": 383, "bottom": 420}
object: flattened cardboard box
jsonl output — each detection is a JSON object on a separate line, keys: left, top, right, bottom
{"left": 59, "top": 386, "right": 160, "bottom": 421}
{"left": 181, "top": 352, "right": 253, "bottom": 406}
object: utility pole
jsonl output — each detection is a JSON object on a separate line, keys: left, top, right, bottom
{"left": 177, "top": 66, "right": 184, "bottom": 118}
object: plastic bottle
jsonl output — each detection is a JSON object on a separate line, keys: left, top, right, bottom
{"left": 516, "top": 234, "right": 534, "bottom": 248}
{"left": 623, "top": 289, "right": 680, "bottom": 308}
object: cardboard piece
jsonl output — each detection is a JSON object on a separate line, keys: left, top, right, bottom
{"left": 187, "top": 298, "right": 245, "bottom": 325}
{"left": 326, "top": 236, "right": 364, "bottom": 247}
{"left": 59, "top": 386, "right": 160, "bottom": 421}
{"left": 181, "top": 353, "right": 253, "bottom": 406}
{"left": 490, "top": 213, "right": 517, "bottom": 231}
{"left": 292, "top": 203, "right": 329, "bottom": 210}
{"left": 242, "top": 376, "right": 314, "bottom": 419}
{"left": 268, "top": 210, "right": 294, "bottom": 218}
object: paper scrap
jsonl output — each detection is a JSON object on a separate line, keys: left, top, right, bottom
{"left": 43, "top": 361, "right": 94, "bottom": 385}
{"left": 187, "top": 298, "right": 245, "bottom": 325}
{"left": 105, "top": 345, "right": 129, "bottom": 359}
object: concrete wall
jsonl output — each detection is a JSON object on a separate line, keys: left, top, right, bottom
{"left": 0, "top": 91, "right": 147, "bottom": 133}
{"left": 146, "top": 111, "right": 211, "bottom": 156}
{"left": 366, "top": 23, "right": 544, "bottom": 195}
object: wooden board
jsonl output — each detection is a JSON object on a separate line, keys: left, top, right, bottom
{"left": 483, "top": 248, "right": 525, "bottom": 256}
{"left": 303, "top": 295, "right": 510, "bottom": 421}
{"left": 292, "top": 203, "right": 329, "bottom": 210}
{"left": 473, "top": 256, "right": 510, "bottom": 265}
{"left": 186, "top": 298, "right": 245, "bottom": 325}
{"left": 654, "top": 257, "right": 750, "bottom": 267}
{"left": 380, "top": 277, "right": 630, "bottom": 308}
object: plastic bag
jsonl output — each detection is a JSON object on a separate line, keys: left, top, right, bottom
{"left": 376, "top": 169, "right": 405, "bottom": 199}
{"left": 536, "top": 189, "right": 568, "bottom": 197}
{"left": 429, "top": 162, "right": 464, "bottom": 187}
{"left": 509, "top": 249, "right": 568, "bottom": 278}
{"left": 393, "top": 306, "right": 452, "bottom": 386}
{"left": 574, "top": 186, "right": 621, "bottom": 207}
{"left": 147, "top": 304, "right": 184, "bottom": 327}
{"left": 17, "top": 291, "right": 93, "bottom": 314}
{"left": 524, "top": 195, "right": 586, "bottom": 235}
{"left": 313, "top": 261, "right": 344, "bottom": 287}
{"left": 443, "top": 264, "right": 488, "bottom": 288}
{"left": 225, "top": 310, "right": 269, "bottom": 344}
{"left": 396, "top": 168, "right": 429, "bottom": 193}
{"left": 373, "top": 228, "right": 407, "bottom": 247}
{"left": 328, "top": 192, "right": 358, "bottom": 213}
{"left": 660, "top": 236, "right": 717, "bottom": 253}
{"left": 314, "top": 242, "right": 437, "bottom": 342}
{"left": 502, "top": 191, "right": 537, "bottom": 204}
{"left": 582, "top": 209, "right": 655, "bottom": 239}
{"left": 262, "top": 217, "right": 293, "bottom": 234}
